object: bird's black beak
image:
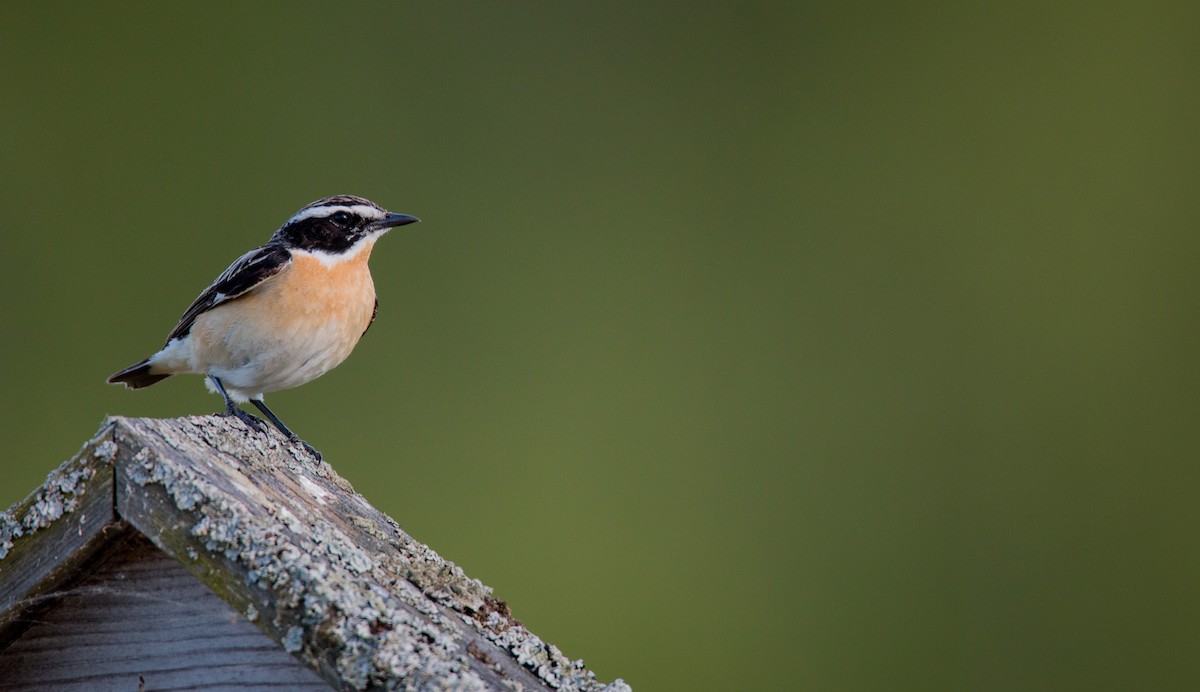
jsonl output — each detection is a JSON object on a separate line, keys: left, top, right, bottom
{"left": 370, "top": 212, "right": 421, "bottom": 231}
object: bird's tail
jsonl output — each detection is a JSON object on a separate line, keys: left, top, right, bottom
{"left": 107, "top": 358, "right": 171, "bottom": 389}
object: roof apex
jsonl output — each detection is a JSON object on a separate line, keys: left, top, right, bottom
{"left": 0, "top": 416, "right": 628, "bottom": 692}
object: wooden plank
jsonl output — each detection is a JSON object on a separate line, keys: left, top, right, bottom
{"left": 1, "top": 416, "right": 626, "bottom": 690}
{"left": 0, "top": 532, "right": 329, "bottom": 690}
{"left": 0, "top": 425, "right": 120, "bottom": 649}
{"left": 109, "top": 415, "right": 616, "bottom": 691}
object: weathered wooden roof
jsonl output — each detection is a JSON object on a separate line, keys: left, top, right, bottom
{"left": 0, "top": 416, "right": 628, "bottom": 691}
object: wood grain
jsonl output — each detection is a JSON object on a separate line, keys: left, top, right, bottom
{"left": 0, "top": 533, "right": 328, "bottom": 691}
{"left": 0, "top": 427, "right": 118, "bottom": 650}
{"left": 0, "top": 417, "right": 628, "bottom": 691}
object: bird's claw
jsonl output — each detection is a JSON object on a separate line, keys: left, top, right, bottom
{"left": 224, "top": 406, "right": 266, "bottom": 433}
{"left": 291, "top": 436, "right": 322, "bottom": 461}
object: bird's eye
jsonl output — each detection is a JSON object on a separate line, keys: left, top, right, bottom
{"left": 330, "top": 211, "right": 352, "bottom": 227}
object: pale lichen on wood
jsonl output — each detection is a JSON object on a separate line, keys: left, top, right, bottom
{"left": 0, "top": 416, "right": 630, "bottom": 692}
{"left": 0, "top": 429, "right": 119, "bottom": 648}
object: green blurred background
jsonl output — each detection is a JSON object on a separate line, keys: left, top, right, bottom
{"left": 2, "top": 2, "right": 1198, "bottom": 689}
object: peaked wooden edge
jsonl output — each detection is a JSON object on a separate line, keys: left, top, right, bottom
{"left": 0, "top": 421, "right": 122, "bottom": 648}
{"left": 0, "top": 417, "right": 630, "bottom": 692}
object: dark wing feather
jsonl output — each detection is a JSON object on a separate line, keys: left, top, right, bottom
{"left": 163, "top": 243, "right": 292, "bottom": 344}
{"left": 361, "top": 297, "right": 378, "bottom": 337}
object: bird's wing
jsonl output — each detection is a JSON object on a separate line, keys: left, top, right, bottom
{"left": 163, "top": 243, "right": 293, "bottom": 344}
{"left": 362, "top": 297, "right": 378, "bottom": 337}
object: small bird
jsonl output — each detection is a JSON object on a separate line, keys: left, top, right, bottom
{"left": 108, "top": 195, "right": 420, "bottom": 458}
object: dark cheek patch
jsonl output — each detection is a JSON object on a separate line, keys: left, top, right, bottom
{"left": 286, "top": 219, "right": 358, "bottom": 254}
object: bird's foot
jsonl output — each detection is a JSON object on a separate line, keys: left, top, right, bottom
{"left": 290, "top": 435, "right": 322, "bottom": 461}
{"left": 223, "top": 405, "right": 266, "bottom": 433}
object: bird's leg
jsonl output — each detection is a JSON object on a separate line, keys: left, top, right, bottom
{"left": 250, "top": 399, "right": 322, "bottom": 461}
{"left": 209, "top": 375, "right": 265, "bottom": 432}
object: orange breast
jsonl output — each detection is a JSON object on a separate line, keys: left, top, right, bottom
{"left": 272, "top": 247, "right": 378, "bottom": 334}
{"left": 187, "top": 242, "right": 379, "bottom": 393}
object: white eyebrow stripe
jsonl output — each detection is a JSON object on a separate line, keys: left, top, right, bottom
{"left": 285, "top": 204, "right": 385, "bottom": 225}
